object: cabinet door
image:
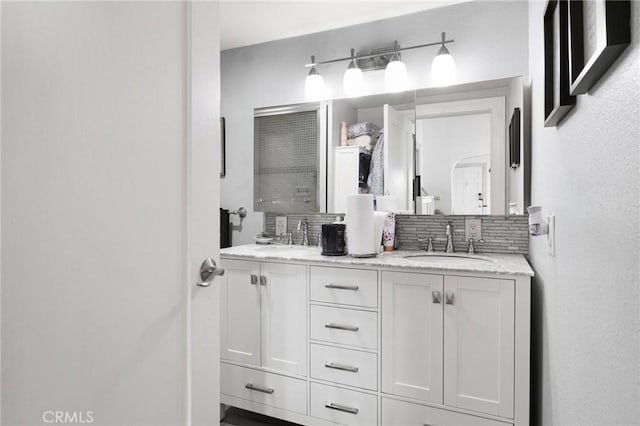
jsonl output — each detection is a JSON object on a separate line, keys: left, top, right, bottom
{"left": 444, "top": 276, "right": 515, "bottom": 418}
{"left": 220, "top": 259, "right": 261, "bottom": 366}
{"left": 382, "top": 271, "right": 443, "bottom": 403}
{"left": 260, "top": 262, "right": 307, "bottom": 375}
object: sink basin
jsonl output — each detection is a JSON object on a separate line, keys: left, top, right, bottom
{"left": 404, "top": 253, "right": 494, "bottom": 263}
{"left": 255, "top": 245, "right": 316, "bottom": 255}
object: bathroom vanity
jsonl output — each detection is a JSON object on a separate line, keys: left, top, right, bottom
{"left": 220, "top": 245, "right": 533, "bottom": 426}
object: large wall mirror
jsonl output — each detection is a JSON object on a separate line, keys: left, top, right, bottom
{"left": 253, "top": 76, "right": 529, "bottom": 216}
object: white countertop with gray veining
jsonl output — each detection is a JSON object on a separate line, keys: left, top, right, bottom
{"left": 221, "top": 244, "right": 534, "bottom": 277}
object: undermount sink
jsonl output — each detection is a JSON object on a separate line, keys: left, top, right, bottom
{"left": 255, "top": 245, "right": 316, "bottom": 253}
{"left": 404, "top": 253, "right": 495, "bottom": 263}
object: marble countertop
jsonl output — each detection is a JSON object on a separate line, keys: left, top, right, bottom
{"left": 221, "top": 244, "right": 534, "bottom": 277}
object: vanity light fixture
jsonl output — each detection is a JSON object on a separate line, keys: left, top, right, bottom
{"left": 304, "top": 55, "right": 325, "bottom": 99}
{"left": 343, "top": 48, "right": 366, "bottom": 97}
{"left": 304, "top": 32, "right": 455, "bottom": 98}
{"left": 385, "top": 41, "right": 408, "bottom": 93}
{"left": 431, "top": 32, "right": 456, "bottom": 87}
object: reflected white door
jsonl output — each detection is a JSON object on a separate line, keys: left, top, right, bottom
{"left": 452, "top": 164, "right": 486, "bottom": 214}
{"left": 384, "top": 104, "right": 414, "bottom": 211}
{"left": 1, "top": 2, "right": 220, "bottom": 425}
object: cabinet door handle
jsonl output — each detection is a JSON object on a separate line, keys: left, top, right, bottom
{"left": 325, "top": 323, "right": 359, "bottom": 332}
{"left": 324, "top": 402, "right": 359, "bottom": 415}
{"left": 245, "top": 383, "right": 274, "bottom": 394}
{"left": 432, "top": 291, "right": 442, "bottom": 304}
{"left": 250, "top": 274, "right": 258, "bottom": 285}
{"left": 325, "top": 362, "right": 359, "bottom": 373}
{"left": 325, "top": 283, "right": 359, "bottom": 291}
{"left": 445, "top": 291, "right": 455, "bottom": 305}
{"left": 260, "top": 275, "right": 267, "bottom": 286}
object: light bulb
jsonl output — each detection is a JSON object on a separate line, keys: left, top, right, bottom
{"left": 343, "top": 66, "right": 365, "bottom": 97}
{"left": 304, "top": 55, "right": 325, "bottom": 100}
{"left": 305, "top": 71, "right": 325, "bottom": 99}
{"left": 431, "top": 45, "right": 456, "bottom": 87}
{"left": 385, "top": 58, "right": 408, "bottom": 93}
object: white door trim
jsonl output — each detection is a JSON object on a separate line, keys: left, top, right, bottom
{"left": 186, "top": 2, "right": 220, "bottom": 425}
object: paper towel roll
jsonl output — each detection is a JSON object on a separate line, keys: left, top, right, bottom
{"left": 346, "top": 194, "right": 375, "bottom": 256}
{"left": 376, "top": 195, "right": 400, "bottom": 212}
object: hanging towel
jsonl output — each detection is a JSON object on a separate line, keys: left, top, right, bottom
{"left": 367, "top": 129, "right": 384, "bottom": 195}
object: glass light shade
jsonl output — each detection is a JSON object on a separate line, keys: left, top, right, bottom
{"left": 431, "top": 48, "right": 456, "bottom": 87}
{"left": 343, "top": 66, "right": 365, "bottom": 97}
{"left": 385, "top": 59, "right": 408, "bottom": 93}
{"left": 305, "top": 73, "right": 325, "bottom": 99}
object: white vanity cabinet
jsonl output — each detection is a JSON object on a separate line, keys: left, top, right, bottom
{"left": 221, "top": 259, "right": 307, "bottom": 376}
{"left": 381, "top": 271, "right": 444, "bottom": 403}
{"left": 220, "top": 248, "right": 531, "bottom": 426}
{"left": 382, "top": 272, "right": 518, "bottom": 421}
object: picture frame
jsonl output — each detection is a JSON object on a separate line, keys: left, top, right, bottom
{"left": 568, "top": 0, "right": 630, "bottom": 95}
{"left": 220, "top": 117, "right": 226, "bottom": 178}
{"left": 509, "top": 107, "right": 521, "bottom": 169}
{"left": 544, "top": 0, "right": 576, "bottom": 127}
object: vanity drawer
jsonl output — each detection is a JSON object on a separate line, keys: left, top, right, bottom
{"left": 310, "top": 266, "right": 378, "bottom": 308}
{"left": 310, "top": 382, "right": 377, "bottom": 426}
{"left": 382, "top": 397, "right": 511, "bottom": 426}
{"left": 310, "top": 343, "right": 377, "bottom": 391}
{"left": 310, "top": 305, "right": 378, "bottom": 350}
{"left": 221, "top": 363, "right": 307, "bottom": 415}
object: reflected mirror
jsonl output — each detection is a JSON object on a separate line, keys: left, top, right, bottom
{"left": 253, "top": 76, "right": 528, "bottom": 215}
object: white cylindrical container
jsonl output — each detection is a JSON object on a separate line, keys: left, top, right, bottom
{"left": 346, "top": 194, "right": 375, "bottom": 257}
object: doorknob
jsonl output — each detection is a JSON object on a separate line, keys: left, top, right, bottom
{"left": 197, "top": 258, "right": 224, "bottom": 287}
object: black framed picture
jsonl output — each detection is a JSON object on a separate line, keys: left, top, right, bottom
{"left": 544, "top": 0, "right": 576, "bottom": 127}
{"left": 568, "top": 0, "right": 630, "bottom": 95}
{"left": 220, "top": 117, "right": 226, "bottom": 178}
{"left": 509, "top": 108, "right": 521, "bottom": 169}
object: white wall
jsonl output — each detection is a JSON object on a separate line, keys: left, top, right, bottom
{"left": 418, "top": 113, "right": 491, "bottom": 214}
{"left": 527, "top": 1, "right": 640, "bottom": 425}
{"left": 221, "top": 1, "right": 529, "bottom": 244}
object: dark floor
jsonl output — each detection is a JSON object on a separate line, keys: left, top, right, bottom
{"left": 221, "top": 407, "right": 300, "bottom": 426}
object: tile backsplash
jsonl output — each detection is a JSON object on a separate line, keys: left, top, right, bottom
{"left": 264, "top": 213, "right": 529, "bottom": 255}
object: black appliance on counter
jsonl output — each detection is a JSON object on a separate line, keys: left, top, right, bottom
{"left": 321, "top": 223, "right": 346, "bottom": 256}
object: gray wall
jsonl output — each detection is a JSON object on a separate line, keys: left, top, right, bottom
{"left": 221, "top": 1, "right": 529, "bottom": 245}
{"left": 527, "top": 1, "right": 640, "bottom": 425}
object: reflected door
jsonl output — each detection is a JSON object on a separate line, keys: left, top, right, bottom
{"left": 452, "top": 164, "right": 487, "bottom": 214}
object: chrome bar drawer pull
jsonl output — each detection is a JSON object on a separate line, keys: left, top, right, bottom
{"left": 245, "top": 383, "right": 274, "bottom": 394}
{"left": 432, "top": 291, "right": 442, "bottom": 304}
{"left": 445, "top": 291, "right": 455, "bottom": 305}
{"left": 325, "top": 402, "right": 359, "bottom": 415}
{"left": 260, "top": 275, "right": 267, "bottom": 286}
{"left": 325, "top": 323, "right": 359, "bottom": 332}
{"left": 324, "top": 362, "right": 359, "bottom": 373}
{"left": 325, "top": 283, "right": 359, "bottom": 291}
{"left": 250, "top": 274, "right": 258, "bottom": 285}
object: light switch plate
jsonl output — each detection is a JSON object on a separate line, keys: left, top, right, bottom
{"left": 465, "top": 218, "right": 482, "bottom": 241}
{"left": 275, "top": 216, "right": 287, "bottom": 237}
{"left": 547, "top": 215, "right": 555, "bottom": 256}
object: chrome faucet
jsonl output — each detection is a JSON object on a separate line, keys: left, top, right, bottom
{"left": 445, "top": 222, "right": 455, "bottom": 253}
{"left": 417, "top": 237, "right": 435, "bottom": 253}
{"left": 297, "top": 219, "right": 309, "bottom": 246}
